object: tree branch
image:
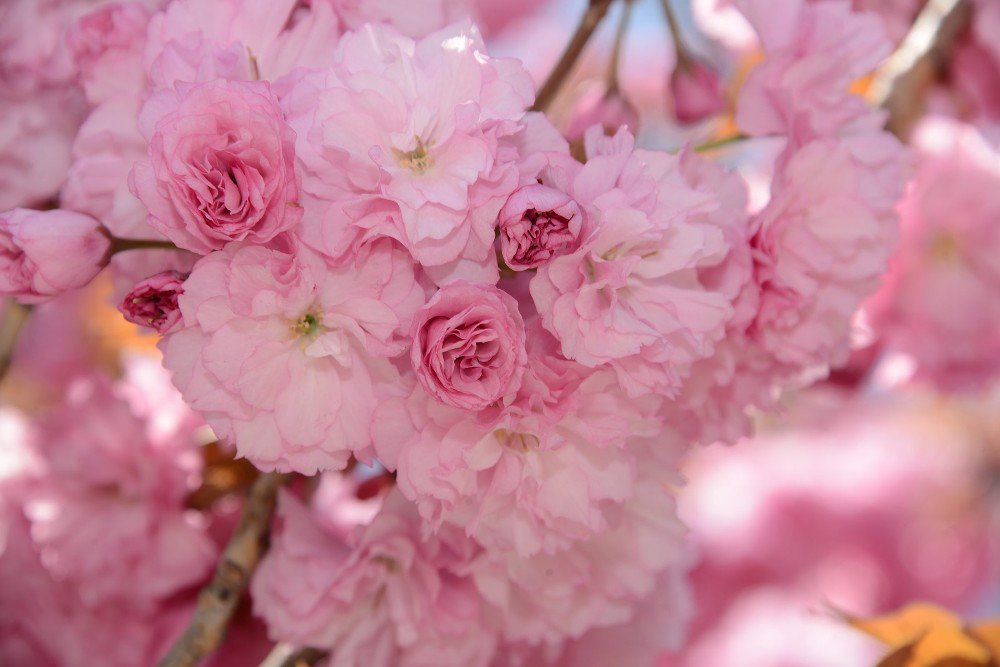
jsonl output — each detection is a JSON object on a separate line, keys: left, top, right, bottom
{"left": 158, "top": 472, "right": 291, "bottom": 667}
{"left": 871, "top": 0, "right": 972, "bottom": 140}
{"left": 109, "top": 237, "right": 181, "bottom": 254}
{"left": 531, "top": 0, "right": 617, "bottom": 113}
{"left": 0, "top": 300, "right": 31, "bottom": 386}
{"left": 259, "top": 643, "right": 328, "bottom": 667}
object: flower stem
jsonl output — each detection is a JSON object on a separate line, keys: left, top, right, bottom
{"left": 110, "top": 237, "right": 180, "bottom": 254}
{"left": 531, "top": 0, "right": 617, "bottom": 113}
{"left": 606, "top": 0, "right": 634, "bottom": 94}
{"left": 692, "top": 133, "right": 748, "bottom": 153}
{"left": 0, "top": 300, "right": 31, "bottom": 386}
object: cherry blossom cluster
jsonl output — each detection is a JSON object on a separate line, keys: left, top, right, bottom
{"left": 0, "top": 0, "right": 918, "bottom": 664}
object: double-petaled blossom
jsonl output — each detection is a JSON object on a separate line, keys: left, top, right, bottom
{"left": 865, "top": 117, "right": 1000, "bottom": 389}
{"left": 281, "top": 22, "right": 534, "bottom": 283}
{"left": 530, "top": 127, "right": 740, "bottom": 398}
{"left": 252, "top": 488, "right": 496, "bottom": 667}
{"left": 131, "top": 79, "right": 302, "bottom": 254}
{"left": 410, "top": 282, "right": 527, "bottom": 411}
{"left": 160, "top": 238, "right": 425, "bottom": 473}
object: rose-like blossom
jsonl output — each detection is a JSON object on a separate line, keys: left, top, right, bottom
{"left": 865, "top": 117, "right": 1000, "bottom": 389}
{"left": 410, "top": 282, "right": 527, "bottom": 411}
{"left": 281, "top": 22, "right": 534, "bottom": 283}
{"left": 160, "top": 239, "right": 425, "bottom": 473}
{"left": 735, "top": 0, "right": 890, "bottom": 137}
{"left": 252, "top": 489, "right": 497, "bottom": 667}
{"left": 530, "top": 127, "right": 735, "bottom": 397}
{"left": 131, "top": 79, "right": 302, "bottom": 254}
{"left": 119, "top": 270, "right": 186, "bottom": 334}
{"left": 670, "top": 58, "right": 727, "bottom": 125}
{"left": 0, "top": 208, "right": 110, "bottom": 304}
{"left": 498, "top": 183, "right": 583, "bottom": 271}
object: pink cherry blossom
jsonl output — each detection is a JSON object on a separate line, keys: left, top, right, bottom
{"left": 160, "top": 239, "right": 425, "bottom": 473}
{"left": 281, "top": 22, "right": 534, "bottom": 282}
{"left": 470, "top": 451, "right": 689, "bottom": 645}
{"left": 0, "top": 208, "right": 111, "bottom": 304}
{"left": 749, "top": 134, "right": 905, "bottom": 370}
{"left": 119, "top": 270, "right": 187, "bottom": 334}
{"left": 865, "top": 117, "right": 1000, "bottom": 389}
{"left": 318, "top": 0, "right": 476, "bottom": 38}
{"left": 252, "top": 488, "right": 497, "bottom": 667}
{"left": 67, "top": 3, "right": 152, "bottom": 106}
{"left": 411, "top": 282, "right": 527, "bottom": 411}
{"left": 63, "top": 97, "right": 154, "bottom": 241}
{"left": 20, "top": 361, "right": 215, "bottom": 609}
{"left": 735, "top": 0, "right": 890, "bottom": 138}
{"left": 530, "top": 127, "right": 737, "bottom": 397}
{"left": 375, "top": 366, "right": 659, "bottom": 557}
{"left": 131, "top": 79, "right": 302, "bottom": 254}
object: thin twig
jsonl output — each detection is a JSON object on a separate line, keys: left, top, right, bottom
{"left": 0, "top": 300, "right": 31, "bottom": 385}
{"left": 605, "top": 0, "right": 633, "bottom": 94}
{"left": 110, "top": 237, "right": 180, "bottom": 254}
{"left": 871, "top": 0, "right": 972, "bottom": 140}
{"left": 158, "top": 472, "right": 291, "bottom": 667}
{"left": 692, "top": 133, "right": 748, "bottom": 153}
{"left": 531, "top": 0, "right": 617, "bottom": 113}
{"left": 259, "top": 643, "right": 328, "bottom": 667}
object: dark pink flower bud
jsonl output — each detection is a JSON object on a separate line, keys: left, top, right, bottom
{"left": 0, "top": 208, "right": 110, "bottom": 304}
{"left": 411, "top": 282, "right": 527, "bottom": 411}
{"left": 498, "top": 184, "right": 583, "bottom": 271}
{"left": 119, "top": 270, "right": 186, "bottom": 333}
{"left": 670, "top": 59, "right": 726, "bottom": 124}
{"left": 565, "top": 87, "right": 640, "bottom": 141}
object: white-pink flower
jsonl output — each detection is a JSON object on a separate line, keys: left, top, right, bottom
{"left": 22, "top": 361, "right": 215, "bottom": 608}
{"left": 530, "top": 128, "right": 737, "bottom": 397}
{"left": 282, "top": 22, "right": 534, "bottom": 282}
{"left": 470, "top": 451, "right": 689, "bottom": 645}
{"left": 865, "top": 117, "right": 1000, "bottom": 389}
{"left": 750, "top": 134, "right": 905, "bottom": 370}
{"left": 252, "top": 489, "right": 496, "bottom": 667}
{"left": 376, "top": 367, "right": 658, "bottom": 557}
{"left": 735, "top": 0, "right": 891, "bottom": 137}
{"left": 160, "top": 239, "right": 425, "bottom": 473}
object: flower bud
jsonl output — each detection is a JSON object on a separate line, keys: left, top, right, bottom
{"left": 670, "top": 58, "right": 726, "bottom": 124}
{"left": 119, "top": 270, "right": 186, "bottom": 333}
{"left": 498, "top": 184, "right": 583, "bottom": 270}
{"left": 565, "top": 86, "right": 640, "bottom": 141}
{"left": 0, "top": 208, "right": 110, "bottom": 303}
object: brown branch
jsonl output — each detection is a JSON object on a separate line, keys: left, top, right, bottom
{"left": 871, "top": 0, "right": 972, "bottom": 140}
{"left": 0, "top": 300, "right": 31, "bottom": 385}
{"left": 159, "top": 471, "right": 291, "bottom": 667}
{"left": 109, "top": 237, "right": 180, "bottom": 254}
{"left": 531, "top": 0, "right": 617, "bottom": 113}
{"left": 259, "top": 643, "right": 328, "bottom": 667}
